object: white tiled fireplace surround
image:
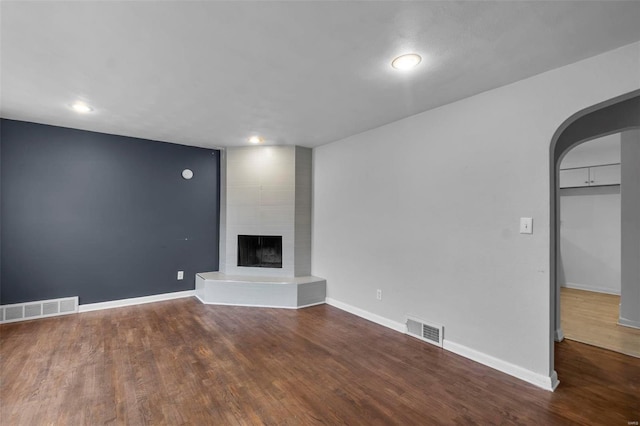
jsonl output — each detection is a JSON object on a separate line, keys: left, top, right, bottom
{"left": 196, "top": 146, "right": 326, "bottom": 308}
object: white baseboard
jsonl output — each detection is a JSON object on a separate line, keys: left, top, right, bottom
{"left": 562, "top": 282, "right": 620, "bottom": 295}
{"left": 325, "top": 297, "right": 405, "bottom": 333}
{"left": 297, "top": 301, "right": 326, "bottom": 309}
{"left": 618, "top": 317, "right": 640, "bottom": 329}
{"left": 549, "top": 371, "right": 560, "bottom": 391}
{"left": 554, "top": 328, "right": 565, "bottom": 342}
{"left": 79, "top": 290, "right": 196, "bottom": 313}
{"left": 195, "top": 294, "right": 325, "bottom": 310}
{"left": 325, "top": 297, "right": 558, "bottom": 392}
{"left": 442, "top": 340, "right": 559, "bottom": 391}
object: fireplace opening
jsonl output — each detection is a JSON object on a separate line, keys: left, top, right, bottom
{"left": 237, "top": 235, "right": 282, "bottom": 268}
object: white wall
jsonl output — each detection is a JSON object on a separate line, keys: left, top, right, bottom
{"left": 312, "top": 42, "right": 640, "bottom": 388}
{"left": 620, "top": 130, "right": 640, "bottom": 328}
{"left": 559, "top": 186, "right": 621, "bottom": 294}
{"left": 559, "top": 135, "right": 621, "bottom": 294}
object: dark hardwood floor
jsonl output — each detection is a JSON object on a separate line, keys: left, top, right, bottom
{"left": 1, "top": 298, "right": 638, "bottom": 425}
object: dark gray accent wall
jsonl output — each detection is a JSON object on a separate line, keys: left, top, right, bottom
{"left": 1, "top": 119, "right": 219, "bottom": 305}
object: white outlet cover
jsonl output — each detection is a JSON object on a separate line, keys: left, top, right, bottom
{"left": 177, "top": 271, "right": 184, "bottom": 280}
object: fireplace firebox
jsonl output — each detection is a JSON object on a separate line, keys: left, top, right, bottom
{"left": 237, "top": 235, "right": 282, "bottom": 268}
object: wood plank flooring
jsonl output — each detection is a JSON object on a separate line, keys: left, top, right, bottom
{"left": 1, "top": 298, "right": 639, "bottom": 425}
{"left": 561, "top": 287, "right": 640, "bottom": 358}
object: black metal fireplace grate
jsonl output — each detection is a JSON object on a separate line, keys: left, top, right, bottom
{"left": 237, "top": 235, "right": 282, "bottom": 268}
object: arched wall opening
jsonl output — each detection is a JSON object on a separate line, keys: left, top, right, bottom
{"left": 549, "top": 89, "right": 640, "bottom": 375}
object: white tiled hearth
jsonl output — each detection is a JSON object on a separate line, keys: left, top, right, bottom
{"left": 196, "top": 272, "right": 326, "bottom": 309}
{"left": 197, "top": 145, "right": 326, "bottom": 309}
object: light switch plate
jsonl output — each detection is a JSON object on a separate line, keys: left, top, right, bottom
{"left": 520, "top": 217, "right": 533, "bottom": 234}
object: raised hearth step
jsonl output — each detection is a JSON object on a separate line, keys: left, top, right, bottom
{"left": 195, "top": 272, "right": 326, "bottom": 309}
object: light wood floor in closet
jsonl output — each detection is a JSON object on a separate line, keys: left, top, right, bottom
{"left": 561, "top": 287, "right": 640, "bottom": 358}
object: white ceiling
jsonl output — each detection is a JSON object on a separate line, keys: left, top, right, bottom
{"left": 561, "top": 133, "right": 621, "bottom": 169}
{"left": 2, "top": 1, "right": 640, "bottom": 149}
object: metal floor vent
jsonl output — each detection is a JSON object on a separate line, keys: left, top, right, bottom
{"left": 0, "top": 297, "right": 78, "bottom": 324}
{"left": 405, "top": 315, "right": 444, "bottom": 347}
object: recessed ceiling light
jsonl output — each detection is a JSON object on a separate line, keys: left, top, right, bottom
{"left": 71, "top": 101, "right": 93, "bottom": 113}
{"left": 248, "top": 135, "right": 264, "bottom": 144}
{"left": 391, "top": 53, "right": 422, "bottom": 71}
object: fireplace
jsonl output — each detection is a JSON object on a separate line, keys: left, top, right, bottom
{"left": 237, "top": 235, "right": 282, "bottom": 268}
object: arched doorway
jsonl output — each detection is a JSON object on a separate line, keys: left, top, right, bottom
{"left": 549, "top": 89, "right": 640, "bottom": 377}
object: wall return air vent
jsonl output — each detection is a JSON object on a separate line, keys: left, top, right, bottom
{"left": 0, "top": 297, "right": 78, "bottom": 324}
{"left": 406, "top": 315, "right": 444, "bottom": 348}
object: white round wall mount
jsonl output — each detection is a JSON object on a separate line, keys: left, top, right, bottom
{"left": 182, "top": 169, "right": 194, "bottom": 180}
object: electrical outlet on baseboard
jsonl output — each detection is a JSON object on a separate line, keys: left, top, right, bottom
{"left": 177, "top": 271, "right": 184, "bottom": 280}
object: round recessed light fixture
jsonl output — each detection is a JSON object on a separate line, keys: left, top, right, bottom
{"left": 182, "top": 169, "right": 194, "bottom": 180}
{"left": 248, "top": 135, "right": 264, "bottom": 144}
{"left": 70, "top": 101, "right": 93, "bottom": 113}
{"left": 391, "top": 53, "right": 422, "bottom": 71}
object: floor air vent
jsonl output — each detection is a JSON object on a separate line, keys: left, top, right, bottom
{"left": 406, "top": 315, "right": 444, "bottom": 347}
{"left": 0, "top": 297, "right": 78, "bottom": 324}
